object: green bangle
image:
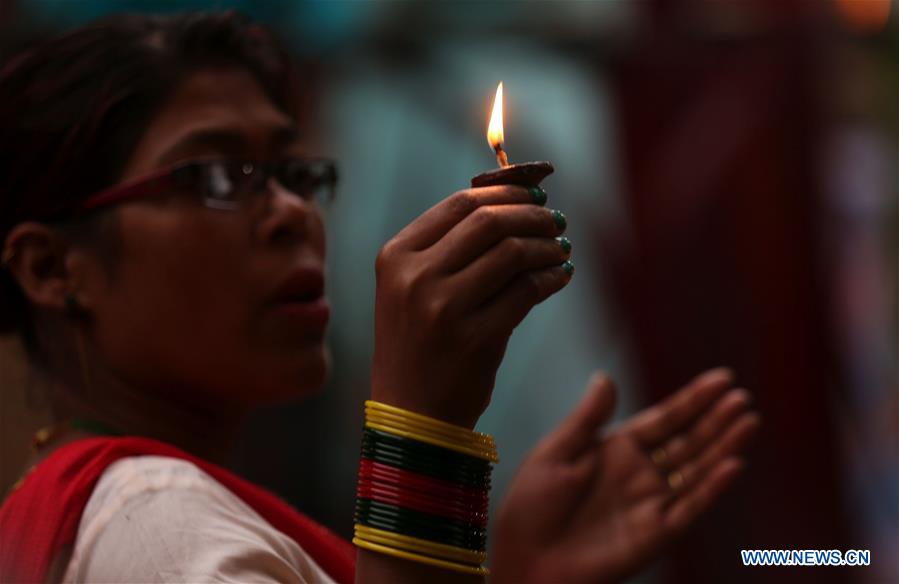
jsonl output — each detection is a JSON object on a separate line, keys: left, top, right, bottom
{"left": 364, "top": 429, "right": 492, "bottom": 470}
{"left": 362, "top": 432, "right": 492, "bottom": 480}
{"left": 355, "top": 513, "right": 486, "bottom": 551}
{"left": 361, "top": 435, "right": 491, "bottom": 474}
{"left": 356, "top": 498, "right": 488, "bottom": 535}
{"left": 355, "top": 499, "right": 487, "bottom": 549}
{"left": 355, "top": 505, "right": 487, "bottom": 549}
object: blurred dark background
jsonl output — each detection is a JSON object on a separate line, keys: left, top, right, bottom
{"left": 1, "top": 1, "right": 896, "bottom": 583}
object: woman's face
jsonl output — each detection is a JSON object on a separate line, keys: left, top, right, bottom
{"left": 84, "top": 68, "right": 330, "bottom": 408}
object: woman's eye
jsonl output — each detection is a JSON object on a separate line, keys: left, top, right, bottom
{"left": 205, "top": 164, "right": 234, "bottom": 199}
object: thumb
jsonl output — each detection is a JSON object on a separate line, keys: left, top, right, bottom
{"left": 535, "top": 372, "right": 617, "bottom": 462}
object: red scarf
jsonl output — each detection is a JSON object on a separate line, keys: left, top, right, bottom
{"left": 0, "top": 436, "right": 356, "bottom": 583}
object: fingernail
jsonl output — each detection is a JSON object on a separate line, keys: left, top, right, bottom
{"left": 732, "top": 388, "right": 752, "bottom": 405}
{"left": 708, "top": 366, "right": 735, "bottom": 383}
{"left": 550, "top": 209, "right": 567, "bottom": 231}
{"left": 561, "top": 259, "right": 575, "bottom": 276}
{"left": 528, "top": 186, "right": 547, "bottom": 206}
{"left": 556, "top": 236, "right": 572, "bottom": 254}
{"left": 735, "top": 387, "right": 755, "bottom": 407}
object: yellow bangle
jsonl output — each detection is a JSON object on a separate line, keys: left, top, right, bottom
{"left": 366, "top": 410, "right": 494, "bottom": 448}
{"left": 355, "top": 524, "right": 487, "bottom": 564}
{"left": 365, "top": 421, "right": 499, "bottom": 463}
{"left": 365, "top": 400, "right": 498, "bottom": 460}
{"left": 365, "top": 406, "right": 495, "bottom": 445}
{"left": 356, "top": 532, "right": 484, "bottom": 567}
{"left": 366, "top": 400, "right": 492, "bottom": 439}
{"left": 353, "top": 537, "right": 489, "bottom": 577}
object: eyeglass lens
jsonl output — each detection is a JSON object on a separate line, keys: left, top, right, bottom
{"left": 180, "top": 160, "right": 335, "bottom": 209}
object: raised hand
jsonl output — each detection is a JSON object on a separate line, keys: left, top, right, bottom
{"left": 492, "top": 368, "right": 760, "bottom": 584}
{"left": 371, "top": 186, "right": 570, "bottom": 428}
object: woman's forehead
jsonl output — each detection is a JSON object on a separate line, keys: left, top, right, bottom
{"left": 121, "top": 69, "right": 299, "bottom": 178}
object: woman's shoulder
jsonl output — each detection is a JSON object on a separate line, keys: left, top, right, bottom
{"left": 60, "top": 455, "right": 335, "bottom": 583}
{"left": 81, "top": 454, "right": 237, "bottom": 515}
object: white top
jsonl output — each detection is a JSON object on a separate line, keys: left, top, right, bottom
{"left": 60, "top": 456, "right": 336, "bottom": 583}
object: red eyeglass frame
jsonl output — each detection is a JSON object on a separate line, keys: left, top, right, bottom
{"left": 76, "top": 157, "right": 337, "bottom": 213}
{"left": 78, "top": 165, "right": 186, "bottom": 213}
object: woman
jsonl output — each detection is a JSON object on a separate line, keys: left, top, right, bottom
{"left": 0, "top": 12, "right": 759, "bottom": 584}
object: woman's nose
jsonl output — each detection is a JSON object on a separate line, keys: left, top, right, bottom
{"left": 255, "top": 177, "right": 313, "bottom": 247}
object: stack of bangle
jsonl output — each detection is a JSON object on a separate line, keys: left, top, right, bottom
{"left": 354, "top": 400, "right": 497, "bottom": 576}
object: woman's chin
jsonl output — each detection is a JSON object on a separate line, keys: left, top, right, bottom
{"left": 259, "top": 344, "right": 331, "bottom": 404}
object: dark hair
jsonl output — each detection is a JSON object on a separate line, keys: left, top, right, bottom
{"left": 0, "top": 11, "right": 305, "bottom": 360}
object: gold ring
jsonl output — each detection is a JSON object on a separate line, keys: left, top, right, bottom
{"left": 667, "top": 470, "right": 685, "bottom": 491}
{"left": 651, "top": 447, "right": 668, "bottom": 466}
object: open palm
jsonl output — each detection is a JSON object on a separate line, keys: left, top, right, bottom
{"left": 492, "top": 368, "right": 759, "bottom": 584}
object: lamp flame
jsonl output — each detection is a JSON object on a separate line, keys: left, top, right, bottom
{"left": 487, "top": 82, "right": 504, "bottom": 150}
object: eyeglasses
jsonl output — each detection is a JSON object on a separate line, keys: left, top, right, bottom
{"left": 78, "top": 157, "right": 338, "bottom": 213}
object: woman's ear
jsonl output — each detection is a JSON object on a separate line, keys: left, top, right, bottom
{"left": 3, "top": 222, "right": 80, "bottom": 313}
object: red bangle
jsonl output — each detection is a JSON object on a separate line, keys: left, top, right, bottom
{"left": 356, "top": 471, "right": 488, "bottom": 517}
{"left": 356, "top": 481, "right": 488, "bottom": 526}
{"left": 359, "top": 459, "right": 488, "bottom": 505}
{"left": 356, "top": 478, "right": 487, "bottom": 516}
{"left": 356, "top": 477, "right": 487, "bottom": 516}
{"left": 356, "top": 490, "right": 487, "bottom": 527}
{"left": 362, "top": 459, "right": 488, "bottom": 498}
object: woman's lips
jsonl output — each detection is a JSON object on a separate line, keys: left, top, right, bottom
{"left": 274, "top": 295, "right": 331, "bottom": 331}
{"left": 269, "top": 266, "right": 329, "bottom": 331}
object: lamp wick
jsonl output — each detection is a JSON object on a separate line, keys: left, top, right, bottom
{"left": 494, "top": 145, "right": 509, "bottom": 168}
